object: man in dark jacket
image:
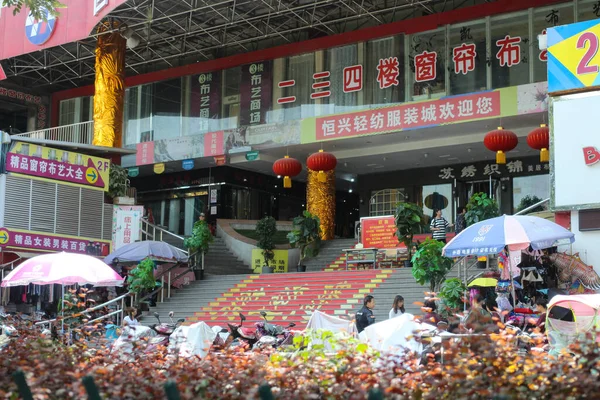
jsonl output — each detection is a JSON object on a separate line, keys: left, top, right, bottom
{"left": 355, "top": 295, "right": 376, "bottom": 333}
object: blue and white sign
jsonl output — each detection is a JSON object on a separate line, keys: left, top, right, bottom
{"left": 25, "top": 8, "right": 57, "bottom": 46}
{"left": 182, "top": 159, "right": 194, "bottom": 171}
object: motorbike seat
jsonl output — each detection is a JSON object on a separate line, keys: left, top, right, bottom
{"left": 238, "top": 327, "right": 256, "bottom": 339}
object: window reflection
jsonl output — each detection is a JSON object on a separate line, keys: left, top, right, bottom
{"left": 449, "top": 21, "right": 487, "bottom": 95}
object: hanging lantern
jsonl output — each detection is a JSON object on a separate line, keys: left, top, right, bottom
{"left": 307, "top": 149, "right": 337, "bottom": 182}
{"left": 273, "top": 156, "right": 302, "bottom": 188}
{"left": 527, "top": 124, "right": 550, "bottom": 163}
{"left": 483, "top": 127, "right": 518, "bottom": 164}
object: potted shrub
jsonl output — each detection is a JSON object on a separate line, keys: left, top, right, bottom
{"left": 411, "top": 238, "right": 454, "bottom": 292}
{"left": 183, "top": 218, "right": 214, "bottom": 280}
{"left": 127, "top": 258, "right": 160, "bottom": 310}
{"left": 394, "top": 202, "right": 427, "bottom": 268}
{"left": 256, "top": 216, "right": 277, "bottom": 274}
{"left": 439, "top": 278, "right": 467, "bottom": 318}
{"left": 465, "top": 192, "right": 500, "bottom": 268}
{"left": 109, "top": 164, "right": 132, "bottom": 204}
{"left": 287, "top": 210, "right": 322, "bottom": 272}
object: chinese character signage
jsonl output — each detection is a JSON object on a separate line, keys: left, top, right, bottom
{"left": 240, "top": 61, "right": 273, "bottom": 126}
{"left": 135, "top": 131, "right": 225, "bottom": 166}
{"left": 112, "top": 206, "right": 143, "bottom": 251}
{"left": 360, "top": 216, "right": 399, "bottom": 249}
{"left": 192, "top": 71, "right": 221, "bottom": 133}
{"left": 6, "top": 142, "right": 110, "bottom": 191}
{"left": 0, "top": 227, "right": 111, "bottom": 256}
{"left": 204, "top": 131, "right": 225, "bottom": 157}
{"left": 437, "top": 158, "right": 549, "bottom": 181}
{"left": 547, "top": 19, "right": 600, "bottom": 93}
{"left": 0, "top": 86, "right": 47, "bottom": 129}
{"left": 315, "top": 91, "right": 500, "bottom": 141}
{"left": 252, "top": 249, "right": 288, "bottom": 273}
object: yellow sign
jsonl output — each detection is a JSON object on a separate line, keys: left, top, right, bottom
{"left": 548, "top": 19, "right": 600, "bottom": 93}
{"left": 252, "top": 249, "right": 288, "bottom": 273}
{"left": 0, "top": 226, "right": 111, "bottom": 255}
{"left": 7, "top": 142, "right": 110, "bottom": 191}
{"left": 154, "top": 163, "right": 165, "bottom": 174}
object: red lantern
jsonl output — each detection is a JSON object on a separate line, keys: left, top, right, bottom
{"left": 483, "top": 127, "right": 518, "bottom": 164}
{"left": 527, "top": 124, "right": 550, "bottom": 163}
{"left": 307, "top": 149, "right": 337, "bottom": 182}
{"left": 273, "top": 156, "right": 302, "bottom": 188}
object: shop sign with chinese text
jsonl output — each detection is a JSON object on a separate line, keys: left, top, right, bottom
{"left": 112, "top": 206, "right": 143, "bottom": 251}
{"left": 240, "top": 61, "right": 273, "bottom": 126}
{"left": 0, "top": 227, "right": 111, "bottom": 256}
{"left": 437, "top": 158, "right": 550, "bottom": 181}
{"left": 313, "top": 91, "right": 500, "bottom": 141}
{"left": 548, "top": 19, "right": 600, "bottom": 93}
{"left": 6, "top": 142, "right": 110, "bottom": 191}
{"left": 252, "top": 249, "right": 288, "bottom": 273}
{"left": 360, "top": 216, "right": 399, "bottom": 249}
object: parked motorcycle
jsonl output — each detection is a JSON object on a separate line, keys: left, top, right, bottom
{"left": 226, "top": 313, "right": 259, "bottom": 349}
{"left": 253, "top": 311, "right": 296, "bottom": 350}
{"left": 147, "top": 312, "right": 185, "bottom": 352}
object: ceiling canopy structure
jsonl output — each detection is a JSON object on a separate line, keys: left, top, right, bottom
{"left": 3, "top": 0, "right": 490, "bottom": 91}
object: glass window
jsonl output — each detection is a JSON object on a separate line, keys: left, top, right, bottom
{"left": 491, "top": 12, "right": 530, "bottom": 89}
{"left": 152, "top": 79, "right": 182, "bottom": 141}
{"left": 449, "top": 21, "right": 487, "bottom": 95}
{"left": 534, "top": 5, "right": 574, "bottom": 82}
{"left": 325, "top": 44, "right": 359, "bottom": 114}
{"left": 367, "top": 36, "right": 404, "bottom": 106}
{"left": 513, "top": 175, "right": 550, "bottom": 213}
{"left": 222, "top": 67, "right": 241, "bottom": 130}
{"left": 578, "top": 0, "right": 600, "bottom": 22}
{"left": 284, "top": 53, "right": 316, "bottom": 121}
{"left": 421, "top": 184, "right": 453, "bottom": 228}
{"left": 409, "top": 29, "right": 447, "bottom": 101}
{"left": 123, "top": 84, "right": 153, "bottom": 146}
{"left": 59, "top": 96, "right": 93, "bottom": 126}
{"left": 369, "top": 189, "right": 407, "bottom": 216}
{"left": 59, "top": 99, "right": 76, "bottom": 126}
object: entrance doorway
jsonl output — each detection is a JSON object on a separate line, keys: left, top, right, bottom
{"left": 0, "top": 98, "right": 31, "bottom": 134}
{"left": 459, "top": 178, "right": 502, "bottom": 209}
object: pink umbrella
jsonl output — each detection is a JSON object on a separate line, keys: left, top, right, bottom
{"left": 1, "top": 252, "right": 124, "bottom": 287}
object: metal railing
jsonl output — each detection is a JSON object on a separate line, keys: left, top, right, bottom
{"left": 12, "top": 121, "right": 94, "bottom": 145}
{"left": 140, "top": 217, "right": 187, "bottom": 252}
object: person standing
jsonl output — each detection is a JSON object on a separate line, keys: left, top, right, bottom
{"left": 389, "top": 295, "right": 405, "bottom": 319}
{"left": 430, "top": 209, "right": 453, "bottom": 244}
{"left": 355, "top": 295, "right": 376, "bottom": 333}
{"left": 455, "top": 207, "right": 467, "bottom": 235}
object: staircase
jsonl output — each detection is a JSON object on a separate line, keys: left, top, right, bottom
{"left": 304, "top": 239, "right": 358, "bottom": 271}
{"left": 148, "top": 269, "right": 394, "bottom": 329}
{"left": 203, "top": 236, "right": 251, "bottom": 275}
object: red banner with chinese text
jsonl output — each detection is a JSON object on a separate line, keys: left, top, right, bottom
{"left": 360, "top": 216, "right": 399, "bottom": 249}
{"left": 316, "top": 91, "right": 501, "bottom": 141}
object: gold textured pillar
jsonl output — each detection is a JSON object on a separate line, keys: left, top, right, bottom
{"left": 307, "top": 169, "right": 335, "bottom": 241}
{"left": 93, "top": 23, "right": 126, "bottom": 147}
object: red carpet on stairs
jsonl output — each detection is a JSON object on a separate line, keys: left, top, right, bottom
{"left": 185, "top": 269, "right": 394, "bottom": 329}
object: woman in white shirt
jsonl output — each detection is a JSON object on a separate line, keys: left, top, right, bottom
{"left": 123, "top": 307, "right": 139, "bottom": 327}
{"left": 389, "top": 295, "right": 405, "bottom": 319}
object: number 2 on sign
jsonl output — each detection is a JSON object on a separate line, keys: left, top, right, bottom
{"left": 577, "top": 32, "right": 599, "bottom": 75}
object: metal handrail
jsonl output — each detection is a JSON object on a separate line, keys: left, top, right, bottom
{"left": 141, "top": 217, "right": 186, "bottom": 241}
{"left": 514, "top": 198, "right": 550, "bottom": 216}
{"left": 12, "top": 121, "right": 94, "bottom": 145}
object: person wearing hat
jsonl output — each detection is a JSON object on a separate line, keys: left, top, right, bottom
{"left": 199, "top": 212, "right": 206, "bottom": 221}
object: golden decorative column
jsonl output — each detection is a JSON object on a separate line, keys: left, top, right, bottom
{"left": 93, "top": 23, "right": 126, "bottom": 147}
{"left": 307, "top": 169, "right": 335, "bottom": 241}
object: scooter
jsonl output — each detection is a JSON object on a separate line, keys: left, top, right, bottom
{"left": 226, "top": 313, "right": 259, "bottom": 349}
{"left": 147, "top": 312, "right": 185, "bottom": 352}
{"left": 253, "top": 311, "right": 296, "bottom": 350}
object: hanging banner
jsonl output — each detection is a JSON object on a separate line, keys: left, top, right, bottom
{"left": 192, "top": 71, "right": 222, "bottom": 134}
{"left": 204, "top": 131, "right": 225, "bottom": 157}
{"left": 548, "top": 19, "right": 600, "bottom": 93}
{"left": 6, "top": 142, "right": 110, "bottom": 191}
{"left": 0, "top": 227, "right": 111, "bottom": 256}
{"left": 112, "top": 206, "right": 144, "bottom": 251}
{"left": 360, "top": 216, "right": 399, "bottom": 249}
{"left": 240, "top": 61, "right": 273, "bottom": 126}
{"left": 0, "top": 0, "right": 128, "bottom": 60}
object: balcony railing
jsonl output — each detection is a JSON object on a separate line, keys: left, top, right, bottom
{"left": 13, "top": 121, "right": 94, "bottom": 145}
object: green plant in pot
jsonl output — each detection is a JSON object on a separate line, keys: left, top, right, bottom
{"left": 394, "top": 202, "right": 427, "bottom": 268}
{"left": 287, "top": 210, "right": 322, "bottom": 272}
{"left": 127, "top": 258, "right": 160, "bottom": 309}
{"left": 108, "top": 164, "right": 130, "bottom": 200}
{"left": 256, "top": 216, "right": 277, "bottom": 274}
{"left": 465, "top": 192, "right": 500, "bottom": 268}
{"left": 439, "top": 278, "right": 467, "bottom": 318}
{"left": 183, "top": 219, "right": 214, "bottom": 279}
{"left": 411, "top": 238, "right": 454, "bottom": 292}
